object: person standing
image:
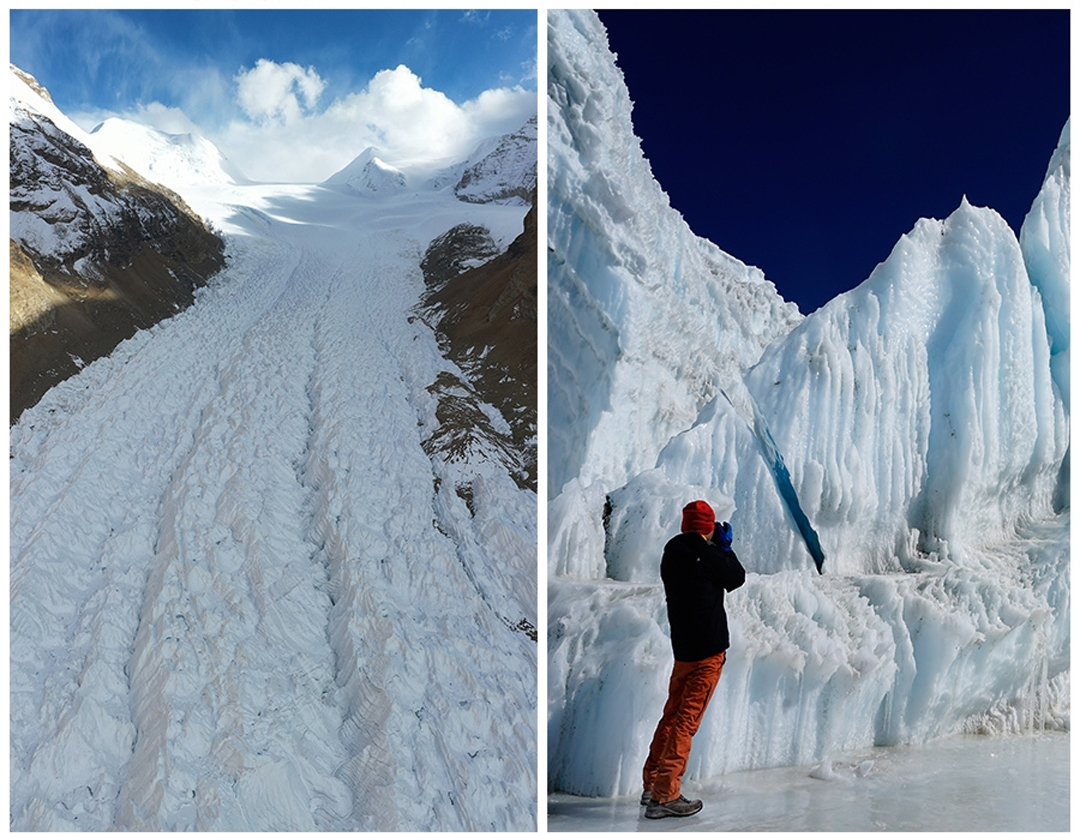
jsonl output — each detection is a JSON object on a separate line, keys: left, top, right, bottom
{"left": 641, "top": 500, "right": 746, "bottom": 819}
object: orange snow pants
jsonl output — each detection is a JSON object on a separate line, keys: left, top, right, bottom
{"left": 642, "top": 651, "right": 725, "bottom": 804}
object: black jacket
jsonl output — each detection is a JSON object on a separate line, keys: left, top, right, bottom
{"left": 660, "top": 532, "right": 746, "bottom": 662}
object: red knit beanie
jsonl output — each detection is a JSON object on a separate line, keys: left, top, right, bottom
{"left": 681, "top": 500, "right": 715, "bottom": 535}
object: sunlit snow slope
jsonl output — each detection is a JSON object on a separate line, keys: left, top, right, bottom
{"left": 547, "top": 9, "right": 1069, "bottom": 798}
{"left": 11, "top": 92, "right": 537, "bottom": 829}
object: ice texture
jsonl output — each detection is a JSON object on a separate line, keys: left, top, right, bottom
{"left": 11, "top": 70, "right": 536, "bottom": 829}
{"left": 745, "top": 195, "right": 1068, "bottom": 573}
{"left": 549, "top": 733, "right": 1068, "bottom": 831}
{"left": 547, "top": 10, "right": 1069, "bottom": 799}
{"left": 546, "top": 10, "right": 802, "bottom": 497}
{"left": 1020, "top": 119, "right": 1070, "bottom": 408}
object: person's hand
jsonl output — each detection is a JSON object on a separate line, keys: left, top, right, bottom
{"left": 715, "top": 521, "right": 733, "bottom": 549}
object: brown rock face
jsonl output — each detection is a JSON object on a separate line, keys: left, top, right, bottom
{"left": 418, "top": 191, "right": 538, "bottom": 490}
{"left": 10, "top": 109, "right": 226, "bottom": 422}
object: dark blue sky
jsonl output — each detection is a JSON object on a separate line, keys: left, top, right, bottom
{"left": 597, "top": 10, "right": 1069, "bottom": 313}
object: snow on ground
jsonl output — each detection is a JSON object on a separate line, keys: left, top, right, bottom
{"left": 11, "top": 173, "right": 536, "bottom": 830}
{"left": 548, "top": 732, "right": 1068, "bottom": 832}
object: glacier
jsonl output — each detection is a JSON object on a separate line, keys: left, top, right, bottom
{"left": 547, "top": 7, "right": 1069, "bottom": 805}
{"left": 10, "top": 70, "right": 537, "bottom": 830}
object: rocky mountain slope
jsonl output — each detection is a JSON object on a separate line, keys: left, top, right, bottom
{"left": 9, "top": 64, "right": 225, "bottom": 421}
{"left": 454, "top": 116, "right": 537, "bottom": 204}
{"left": 423, "top": 115, "right": 537, "bottom": 206}
{"left": 417, "top": 190, "right": 538, "bottom": 489}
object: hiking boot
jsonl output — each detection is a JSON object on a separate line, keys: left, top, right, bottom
{"left": 640, "top": 790, "right": 652, "bottom": 806}
{"left": 645, "top": 795, "right": 703, "bottom": 819}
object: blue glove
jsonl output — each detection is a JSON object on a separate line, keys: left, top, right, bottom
{"left": 715, "top": 521, "right": 733, "bottom": 549}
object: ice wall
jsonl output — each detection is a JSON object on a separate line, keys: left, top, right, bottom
{"left": 547, "top": 9, "right": 801, "bottom": 497}
{"left": 547, "top": 9, "right": 1069, "bottom": 798}
{"left": 1020, "top": 119, "right": 1070, "bottom": 409}
{"left": 551, "top": 520, "right": 1068, "bottom": 796}
{"left": 745, "top": 197, "right": 1068, "bottom": 574}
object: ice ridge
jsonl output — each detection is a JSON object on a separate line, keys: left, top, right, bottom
{"left": 546, "top": 9, "right": 802, "bottom": 497}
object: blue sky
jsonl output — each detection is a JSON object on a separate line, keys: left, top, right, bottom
{"left": 597, "top": 9, "right": 1069, "bottom": 314}
{"left": 10, "top": 9, "right": 538, "bottom": 182}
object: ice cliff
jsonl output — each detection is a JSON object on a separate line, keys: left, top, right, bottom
{"left": 547, "top": 9, "right": 1069, "bottom": 798}
{"left": 546, "top": 11, "right": 802, "bottom": 498}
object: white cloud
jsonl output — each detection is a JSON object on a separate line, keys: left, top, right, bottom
{"left": 235, "top": 59, "right": 326, "bottom": 124}
{"left": 216, "top": 61, "right": 534, "bottom": 183}
{"left": 84, "top": 59, "right": 535, "bottom": 184}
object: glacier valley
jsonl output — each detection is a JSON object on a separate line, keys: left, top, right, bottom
{"left": 546, "top": 9, "right": 1069, "bottom": 822}
{"left": 10, "top": 67, "right": 537, "bottom": 830}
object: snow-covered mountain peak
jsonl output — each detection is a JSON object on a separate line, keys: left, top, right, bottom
{"left": 452, "top": 115, "right": 537, "bottom": 204}
{"left": 87, "top": 117, "right": 247, "bottom": 192}
{"left": 10, "top": 64, "right": 245, "bottom": 199}
{"left": 10, "top": 63, "right": 96, "bottom": 152}
{"left": 324, "top": 146, "right": 409, "bottom": 195}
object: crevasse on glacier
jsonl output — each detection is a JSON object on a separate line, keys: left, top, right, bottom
{"left": 547, "top": 9, "right": 1069, "bottom": 798}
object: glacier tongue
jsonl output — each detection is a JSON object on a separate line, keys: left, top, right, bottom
{"left": 547, "top": 8, "right": 1068, "bottom": 799}
{"left": 11, "top": 172, "right": 536, "bottom": 827}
